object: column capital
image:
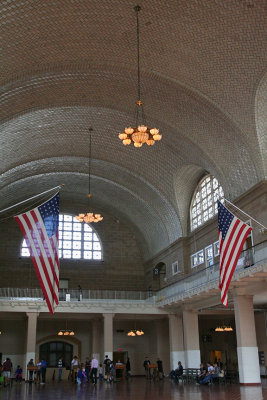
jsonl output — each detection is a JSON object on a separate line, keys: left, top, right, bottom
{"left": 26, "top": 312, "right": 39, "bottom": 318}
{"left": 102, "top": 313, "right": 115, "bottom": 319}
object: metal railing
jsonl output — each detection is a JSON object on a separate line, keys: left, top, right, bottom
{"left": 0, "top": 287, "right": 151, "bottom": 302}
{"left": 0, "top": 241, "right": 266, "bottom": 304}
{"left": 156, "top": 240, "right": 267, "bottom": 303}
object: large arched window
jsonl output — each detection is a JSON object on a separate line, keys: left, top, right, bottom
{"left": 190, "top": 175, "right": 224, "bottom": 231}
{"left": 39, "top": 341, "right": 73, "bottom": 368}
{"left": 21, "top": 214, "right": 102, "bottom": 260}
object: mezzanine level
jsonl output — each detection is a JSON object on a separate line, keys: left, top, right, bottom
{"left": 0, "top": 241, "right": 266, "bottom": 313}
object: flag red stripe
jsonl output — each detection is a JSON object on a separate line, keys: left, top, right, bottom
{"left": 219, "top": 219, "right": 241, "bottom": 282}
{"left": 221, "top": 229, "right": 252, "bottom": 304}
{"left": 220, "top": 222, "right": 245, "bottom": 286}
{"left": 22, "top": 212, "right": 58, "bottom": 309}
{"left": 14, "top": 215, "right": 53, "bottom": 314}
{"left": 30, "top": 210, "right": 59, "bottom": 289}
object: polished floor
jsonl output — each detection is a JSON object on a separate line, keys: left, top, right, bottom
{"left": 1, "top": 378, "right": 267, "bottom": 400}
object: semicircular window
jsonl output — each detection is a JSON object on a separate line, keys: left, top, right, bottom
{"left": 190, "top": 175, "right": 224, "bottom": 231}
{"left": 21, "top": 214, "right": 102, "bottom": 260}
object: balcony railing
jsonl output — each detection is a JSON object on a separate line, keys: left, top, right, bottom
{"left": 0, "top": 241, "right": 266, "bottom": 304}
{"left": 0, "top": 287, "right": 151, "bottom": 302}
{"left": 156, "top": 240, "right": 267, "bottom": 304}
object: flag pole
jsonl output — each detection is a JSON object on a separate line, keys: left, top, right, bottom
{"left": 223, "top": 198, "right": 267, "bottom": 230}
{"left": 0, "top": 184, "right": 64, "bottom": 215}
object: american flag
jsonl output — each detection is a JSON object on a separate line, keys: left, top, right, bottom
{"left": 218, "top": 200, "right": 252, "bottom": 306}
{"left": 15, "top": 193, "right": 60, "bottom": 314}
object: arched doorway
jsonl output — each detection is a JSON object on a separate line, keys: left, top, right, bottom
{"left": 39, "top": 341, "right": 73, "bottom": 368}
{"left": 153, "top": 262, "right": 166, "bottom": 290}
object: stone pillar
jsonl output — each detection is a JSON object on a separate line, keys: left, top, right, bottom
{"left": 24, "top": 312, "right": 39, "bottom": 379}
{"left": 234, "top": 294, "right": 261, "bottom": 385}
{"left": 168, "top": 314, "right": 185, "bottom": 370}
{"left": 92, "top": 319, "right": 101, "bottom": 362}
{"left": 183, "top": 310, "right": 201, "bottom": 368}
{"left": 103, "top": 313, "right": 114, "bottom": 361}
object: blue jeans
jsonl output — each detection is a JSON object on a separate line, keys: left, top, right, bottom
{"left": 58, "top": 368, "right": 62, "bottom": 382}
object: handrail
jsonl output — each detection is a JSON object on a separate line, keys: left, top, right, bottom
{"left": 0, "top": 241, "right": 266, "bottom": 303}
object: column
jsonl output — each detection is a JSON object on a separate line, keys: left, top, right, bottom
{"left": 234, "top": 294, "right": 261, "bottom": 384}
{"left": 183, "top": 310, "right": 201, "bottom": 368}
{"left": 168, "top": 314, "right": 185, "bottom": 370}
{"left": 24, "top": 312, "right": 39, "bottom": 379}
{"left": 92, "top": 319, "right": 101, "bottom": 361}
{"left": 103, "top": 313, "right": 114, "bottom": 361}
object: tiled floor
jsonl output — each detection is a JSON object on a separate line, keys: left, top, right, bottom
{"left": 1, "top": 378, "right": 267, "bottom": 400}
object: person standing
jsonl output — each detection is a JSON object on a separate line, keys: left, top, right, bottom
{"left": 27, "top": 358, "right": 35, "bottom": 382}
{"left": 104, "top": 355, "right": 111, "bottom": 382}
{"left": 126, "top": 357, "right": 131, "bottom": 380}
{"left": 91, "top": 356, "right": 98, "bottom": 385}
{"left": 85, "top": 357, "right": 91, "bottom": 382}
{"left": 157, "top": 358, "right": 164, "bottom": 379}
{"left": 40, "top": 359, "right": 47, "bottom": 384}
{"left": 143, "top": 357, "right": 150, "bottom": 379}
{"left": 99, "top": 364, "right": 103, "bottom": 382}
{"left": 3, "top": 358, "right": 12, "bottom": 387}
{"left": 58, "top": 358, "right": 63, "bottom": 382}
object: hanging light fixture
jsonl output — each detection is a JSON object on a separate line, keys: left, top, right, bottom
{"left": 76, "top": 128, "right": 103, "bottom": 223}
{"left": 126, "top": 317, "right": 144, "bottom": 336}
{"left": 58, "top": 321, "right": 75, "bottom": 336}
{"left": 215, "top": 325, "right": 233, "bottom": 332}
{"left": 118, "top": 5, "right": 162, "bottom": 148}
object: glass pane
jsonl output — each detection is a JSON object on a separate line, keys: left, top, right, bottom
{"left": 59, "top": 231, "right": 63, "bottom": 239}
{"left": 93, "top": 242, "right": 101, "bottom": 250}
{"left": 93, "top": 251, "right": 101, "bottom": 260}
{"left": 64, "top": 223, "right": 72, "bottom": 231}
{"left": 49, "top": 353, "right": 57, "bottom": 367}
{"left": 59, "top": 250, "right": 62, "bottom": 258}
{"left": 63, "top": 240, "right": 72, "bottom": 249}
{"left": 63, "top": 232, "right": 72, "bottom": 240}
{"left": 93, "top": 233, "right": 99, "bottom": 241}
{"left": 59, "top": 215, "right": 63, "bottom": 221}
{"left": 57, "top": 342, "right": 63, "bottom": 350}
{"left": 213, "top": 178, "right": 218, "bottom": 189}
{"left": 65, "top": 344, "right": 71, "bottom": 351}
{"left": 73, "top": 232, "right": 81, "bottom": 240}
{"left": 84, "top": 242, "right": 92, "bottom": 250}
{"left": 84, "top": 232, "right": 92, "bottom": 241}
{"left": 73, "top": 251, "right": 81, "bottom": 259}
{"left": 59, "top": 222, "right": 63, "bottom": 230}
{"left": 203, "top": 199, "right": 207, "bottom": 210}
{"left": 196, "top": 193, "right": 200, "bottom": 202}
{"left": 63, "top": 250, "right": 71, "bottom": 258}
{"left": 198, "top": 251, "right": 204, "bottom": 264}
{"left": 59, "top": 240, "right": 62, "bottom": 249}
{"left": 73, "top": 223, "right": 81, "bottom": 232}
{"left": 73, "top": 241, "right": 81, "bottom": 250}
{"left": 84, "top": 251, "right": 92, "bottom": 259}
{"left": 64, "top": 215, "right": 72, "bottom": 221}
{"left": 50, "top": 342, "right": 56, "bottom": 350}
{"left": 203, "top": 211, "right": 208, "bottom": 221}
{"left": 207, "top": 195, "right": 212, "bottom": 207}
{"left": 84, "top": 224, "right": 92, "bottom": 232}
{"left": 22, "top": 248, "right": 30, "bottom": 256}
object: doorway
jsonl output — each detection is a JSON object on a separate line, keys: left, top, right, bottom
{"left": 113, "top": 351, "right": 128, "bottom": 364}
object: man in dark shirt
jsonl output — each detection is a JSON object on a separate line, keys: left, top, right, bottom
{"left": 143, "top": 357, "right": 151, "bottom": 379}
{"left": 3, "top": 358, "right": 12, "bottom": 387}
{"left": 157, "top": 358, "right": 164, "bottom": 379}
{"left": 174, "top": 361, "right": 183, "bottom": 381}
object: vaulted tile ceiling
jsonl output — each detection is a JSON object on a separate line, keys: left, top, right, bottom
{"left": 1, "top": 0, "right": 266, "bottom": 259}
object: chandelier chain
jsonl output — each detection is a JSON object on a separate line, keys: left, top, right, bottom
{"left": 136, "top": 5, "right": 141, "bottom": 103}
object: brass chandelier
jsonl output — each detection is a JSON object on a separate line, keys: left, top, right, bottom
{"left": 118, "top": 5, "right": 162, "bottom": 148}
{"left": 76, "top": 129, "right": 103, "bottom": 224}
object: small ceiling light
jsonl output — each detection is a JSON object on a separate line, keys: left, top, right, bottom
{"left": 76, "top": 128, "right": 103, "bottom": 223}
{"left": 118, "top": 6, "right": 162, "bottom": 148}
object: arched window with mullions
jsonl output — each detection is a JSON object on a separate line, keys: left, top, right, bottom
{"left": 21, "top": 214, "right": 102, "bottom": 260}
{"left": 190, "top": 175, "right": 224, "bottom": 231}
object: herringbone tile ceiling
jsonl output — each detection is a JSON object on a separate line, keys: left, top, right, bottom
{"left": 1, "top": 0, "right": 266, "bottom": 258}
